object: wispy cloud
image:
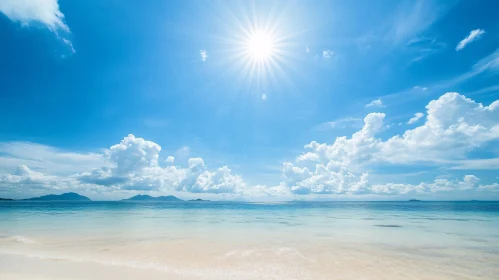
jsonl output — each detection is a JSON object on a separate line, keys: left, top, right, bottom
{"left": 467, "top": 85, "right": 499, "bottom": 97}
{"left": 406, "top": 37, "right": 446, "bottom": 65}
{"left": 456, "top": 29, "right": 485, "bottom": 51}
{"left": 322, "top": 50, "right": 334, "bottom": 59}
{"left": 407, "top": 112, "right": 424, "bottom": 124}
{"left": 386, "top": 1, "right": 444, "bottom": 44}
{"left": 200, "top": 50, "right": 208, "bottom": 61}
{"left": 315, "top": 117, "right": 362, "bottom": 131}
{"left": 305, "top": 46, "right": 310, "bottom": 53}
{"left": 365, "top": 99, "right": 384, "bottom": 108}
{"left": 413, "top": 86, "right": 428, "bottom": 91}
{"left": 368, "top": 48, "right": 499, "bottom": 107}
{"left": 440, "top": 48, "right": 499, "bottom": 87}
{"left": 62, "top": 38, "right": 75, "bottom": 54}
{"left": 450, "top": 158, "right": 499, "bottom": 170}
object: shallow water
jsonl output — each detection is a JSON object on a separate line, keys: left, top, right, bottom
{"left": 1, "top": 201, "right": 498, "bottom": 279}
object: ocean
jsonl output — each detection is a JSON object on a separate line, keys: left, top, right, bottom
{"left": 1, "top": 201, "right": 498, "bottom": 279}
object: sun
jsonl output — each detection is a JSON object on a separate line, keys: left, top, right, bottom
{"left": 245, "top": 31, "right": 276, "bottom": 62}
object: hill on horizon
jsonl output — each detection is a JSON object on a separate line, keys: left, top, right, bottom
{"left": 24, "top": 192, "right": 91, "bottom": 201}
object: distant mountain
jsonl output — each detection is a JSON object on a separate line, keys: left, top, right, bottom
{"left": 122, "top": 194, "right": 183, "bottom": 202}
{"left": 408, "top": 199, "right": 421, "bottom": 202}
{"left": 24, "top": 192, "right": 91, "bottom": 201}
{"left": 189, "top": 198, "right": 210, "bottom": 202}
{"left": 0, "top": 198, "right": 13, "bottom": 201}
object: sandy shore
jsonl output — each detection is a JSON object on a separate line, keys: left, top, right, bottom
{"left": 1, "top": 237, "right": 498, "bottom": 280}
{"left": 0, "top": 254, "right": 196, "bottom": 280}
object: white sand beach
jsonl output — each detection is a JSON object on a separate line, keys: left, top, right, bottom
{"left": 1, "top": 235, "right": 498, "bottom": 280}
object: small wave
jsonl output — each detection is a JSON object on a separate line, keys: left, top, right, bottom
{"left": 10, "top": 235, "right": 36, "bottom": 244}
{"left": 0, "top": 249, "right": 171, "bottom": 273}
{"left": 223, "top": 247, "right": 314, "bottom": 262}
{"left": 0, "top": 249, "right": 295, "bottom": 280}
{"left": 374, "top": 224, "right": 402, "bottom": 228}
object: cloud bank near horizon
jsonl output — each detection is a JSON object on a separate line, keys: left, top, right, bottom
{"left": 1, "top": 92, "right": 498, "bottom": 199}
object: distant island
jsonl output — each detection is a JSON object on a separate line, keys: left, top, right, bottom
{"left": 0, "top": 198, "right": 13, "bottom": 201}
{"left": 189, "top": 198, "right": 210, "bottom": 202}
{"left": 24, "top": 192, "right": 91, "bottom": 201}
{"left": 121, "top": 194, "right": 183, "bottom": 202}
{"left": 409, "top": 199, "right": 421, "bottom": 202}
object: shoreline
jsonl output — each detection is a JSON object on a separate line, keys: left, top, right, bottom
{"left": 1, "top": 236, "right": 498, "bottom": 280}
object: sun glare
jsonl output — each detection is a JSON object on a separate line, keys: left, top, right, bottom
{"left": 246, "top": 31, "right": 275, "bottom": 61}
{"left": 222, "top": 11, "right": 296, "bottom": 97}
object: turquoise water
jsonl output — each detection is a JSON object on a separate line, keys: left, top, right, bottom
{"left": 1, "top": 201, "right": 499, "bottom": 279}
{"left": 1, "top": 201, "right": 498, "bottom": 248}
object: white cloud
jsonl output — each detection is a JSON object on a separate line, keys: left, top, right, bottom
{"left": 0, "top": 0, "right": 74, "bottom": 54}
{"left": 0, "top": 142, "right": 105, "bottom": 176}
{"left": 109, "top": 134, "right": 161, "bottom": 175}
{"left": 371, "top": 175, "right": 496, "bottom": 195}
{"left": 182, "top": 164, "right": 245, "bottom": 194}
{"left": 62, "top": 38, "right": 75, "bottom": 53}
{"left": 1, "top": 165, "right": 55, "bottom": 186}
{"left": 0, "top": 135, "right": 248, "bottom": 196}
{"left": 315, "top": 117, "right": 362, "bottom": 131}
{"left": 322, "top": 50, "right": 334, "bottom": 58}
{"left": 381, "top": 93, "right": 499, "bottom": 164}
{"left": 75, "top": 135, "right": 246, "bottom": 194}
{"left": 0, "top": 0, "right": 69, "bottom": 31}
{"left": 200, "top": 50, "right": 208, "bottom": 61}
{"left": 365, "top": 99, "right": 384, "bottom": 108}
{"left": 283, "top": 161, "right": 369, "bottom": 195}
{"left": 407, "top": 112, "right": 424, "bottom": 124}
{"left": 282, "top": 92, "right": 499, "bottom": 195}
{"left": 449, "top": 158, "right": 499, "bottom": 170}
{"left": 305, "top": 46, "right": 310, "bottom": 53}
{"left": 456, "top": 29, "right": 485, "bottom": 51}
{"left": 176, "top": 146, "right": 190, "bottom": 158}
{"left": 261, "top": 94, "right": 267, "bottom": 100}
{"left": 0, "top": 165, "right": 102, "bottom": 198}
{"left": 2, "top": 92, "right": 499, "bottom": 199}
{"left": 414, "top": 86, "right": 428, "bottom": 91}
{"left": 388, "top": 1, "right": 443, "bottom": 44}
{"left": 166, "top": 156, "right": 175, "bottom": 164}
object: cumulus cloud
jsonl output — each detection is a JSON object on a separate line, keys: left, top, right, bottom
{"left": 200, "top": 50, "right": 208, "bottom": 61}
{"left": 283, "top": 161, "right": 369, "bottom": 195}
{"left": 166, "top": 156, "right": 175, "bottom": 163}
{"left": 365, "top": 99, "right": 384, "bottom": 108}
{"left": 322, "top": 50, "right": 334, "bottom": 58}
{"left": 1, "top": 165, "right": 54, "bottom": 186}
{"left": 370, "top": 175, "right": 492, "bottom": 195}
{"left": 407, "top": 112, "right": 424, "bottom": 124}
{"left": 282, "top": 92, "right": 499, "bottom": 195}
{"left": 381, "top": 93, "right": 499, "bottom": 163}
{"left": 75, "top": 135, "right": 246, "bottom": 194}
{"left": 0, "top": 165, "right": 84, "bottom": 196}
{"left": 2, "top": 93, "right": 499, "bottom": 199}
{"left": 456, "top": 29, "right": 485, "bottom": 51}
{"left": 0, "top": 135, "right": 248, "bottom": 197}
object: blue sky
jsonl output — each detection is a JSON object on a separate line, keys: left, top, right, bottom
{"left": 1, "top": 0, "right": 499, "bottom": 200}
